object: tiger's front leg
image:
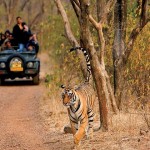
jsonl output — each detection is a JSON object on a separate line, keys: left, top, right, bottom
{"left": 70, "top": 120, "right": 81, "bottom": 150}
{"left": 74, "top": 114, "right": 88, "bottom": 146}
{"left": 68, "top": 109, "right": 78, "bottom": 135}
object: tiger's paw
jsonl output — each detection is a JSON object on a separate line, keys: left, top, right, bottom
{"left": 74, "top": 144, "right": 81, "bottom": 150}
{"left": 86, "top": 128, "right": 93, "bottom": 140}
{"left": 74, "top": 135, "right": 81, "bottom": 149}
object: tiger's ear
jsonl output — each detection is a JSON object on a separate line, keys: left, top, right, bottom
{"left": 74, "top": 85, "right": 78, "bottom": 91}
{"left": 60, "top": 85, "right": 65, "bottom": 89}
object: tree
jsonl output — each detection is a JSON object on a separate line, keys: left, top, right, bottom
{"left": 113, "top": 0, "right": 149, "bottom": 109}
{"left": 54, "top": 0, "right": 90, "bottom": 81}
{"left": 55, "top": 0, "right": 118, "bottom": 131}
{"left": 2, "top": 0, "right": 19, "bottom": 27}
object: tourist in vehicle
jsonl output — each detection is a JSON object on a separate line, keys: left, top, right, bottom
{"left": 27, "top": 44, "right": 35, "bottom": 51}
{"left": 12, "top": 16, "right": 25, "bottom": 51}
{"left": 4, "top": 40, "right": 14, "bottom": 50}
{"left": 0, "top": 33, "right": 5, "bottom": 46}
{"left": 5, "top": 30, "right": 11, "bottom": 38}
{"left": 0, "top": 30, "right": 12, "bottom": 48}
{"left": 26, "top": 33, "right": 39, "bottom": 54}
{"left": 8, "top": 33, "right": 17, "bottom": 48}
{"left": 22, "top": 22, "right": 32, "bottom": 47}
{"left": 1, "top": 32, "right": 17, "bottom": 49}
{"left": 2, "top": 30, "right": 11, "bottom": 45}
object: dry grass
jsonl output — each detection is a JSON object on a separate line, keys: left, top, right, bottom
{"left": 40, "top": 91, "right": 150, "bottom": 150}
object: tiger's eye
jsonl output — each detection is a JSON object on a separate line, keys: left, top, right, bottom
{"left": 62, "top": 93, "right": 65, "bottom": 99}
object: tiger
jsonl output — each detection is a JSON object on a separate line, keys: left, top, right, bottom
{"left": 61, "top": 47, "right": 95, "bottom": 150}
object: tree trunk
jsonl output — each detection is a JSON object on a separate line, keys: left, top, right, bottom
{"left": 113, "top": 0, "right": 127, "bottom": 108}
{"left": 80, "top": 0, "right": 108, "bottom": 131}
{"left": 96, "top": 0, "right": 106, "bottom": 21}
{"left": 113, "top": 0, "right": 148, "bottom": 109}
{"left": 55, "top": 0, "right": 120, "bottom": 130}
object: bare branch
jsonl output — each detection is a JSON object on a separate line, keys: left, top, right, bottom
{"left": 72, "top": 0, "right": 80, "bottom": 7}
{"left": 140, "top": 0, "right": 149, "bottom": 26}
{"left": 70, "top": 0, "right": 81, "bottom": 21}
{"left": 100, "top": 0, "right": 116, "bottom": 23}
{"left": 125, "top": 0, "right": 149, "bottom": 64}
{"left": 20, "top": 0, "right": 30, "bottom": 11}
{"left": 29, "top": 1, "right": 45, "bottom": 28}
{"left": 54, "top": 0, "right": 90, "bottom": 82}
{"left": 89, "top": 15, "right": 105, "bottom": 66}
{"left": 54, "top": 0, "right": 79, "bottom": 46}
{"left": 0, "top": 0, "right": 3, "bottom": 5}
{"left": 89, "top": 15, "right": 99, "bottom": 28}
{"left": 3, "top": 0, "right": 8, "bottom": 11}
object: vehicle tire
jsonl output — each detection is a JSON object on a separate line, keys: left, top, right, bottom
{"left": 0, "top": 78, "right": 5, "bottom": 85}
{"left": 33, "top": 73, "right": 40, "bottom": 85}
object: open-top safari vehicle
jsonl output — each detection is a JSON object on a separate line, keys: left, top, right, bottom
{"left": 0, "top": 48, "right": 40, "bottom": 85}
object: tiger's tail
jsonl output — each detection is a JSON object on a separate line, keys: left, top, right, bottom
{"left": 70, "top": 47, "right": 91, "bottom": 82}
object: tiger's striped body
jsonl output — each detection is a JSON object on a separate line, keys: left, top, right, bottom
{"left": 61, "top": 47, "right": 95, "bottom": 149}
{"left": 61, "top": 83, "right": 95, "bottom": 148}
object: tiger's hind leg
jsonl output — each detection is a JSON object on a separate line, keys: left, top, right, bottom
{"left": 86, "top": 109, "right": 94, "bottom": 139}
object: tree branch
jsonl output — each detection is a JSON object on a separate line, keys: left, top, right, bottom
{"left": 124, "top": 0, "right": 149, "bottom": 64}
{"left": 89, "top": 15, "right": 105, "bottom": 66}
{"left": 100, "top": 0, "right": 116, "bottom": 23}
{"left": 20, "top": 0, "right": 30, "bottom": 11}
{"left": 70, "top": 0, "right": 81, "bottom": 22}
{"left": 29, "top": 1, "right": 45, "bottom": 28}
{"left": 55, "top": 0, "right": 79, "bottom": 46}
{"left": 54, "top": 0, "right": 90, "bottom": 82}
{"left": 0, "top": 0, "right": 3, "bottom": 5}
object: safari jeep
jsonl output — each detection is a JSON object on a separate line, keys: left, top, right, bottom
{"left": 0, "top": 49, "right": 40, "bottom": 85}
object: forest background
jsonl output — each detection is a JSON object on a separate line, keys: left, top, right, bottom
{"left": 0, "top": 0, "right": 149, "bottom": 149}
{"left": 0, "top": 0, "right": 149, "bottom": 102}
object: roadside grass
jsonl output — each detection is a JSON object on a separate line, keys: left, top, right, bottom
{"left": 40, "top": 90, "right": 150, "bottom": 149}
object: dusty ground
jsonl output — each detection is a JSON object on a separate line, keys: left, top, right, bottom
{"left": 0, "top": 52, "right": 149, "bottom": 150}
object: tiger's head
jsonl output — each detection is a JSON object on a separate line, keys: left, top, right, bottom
{"left": 61, "top": 85, "right": 76, "bottom": 107}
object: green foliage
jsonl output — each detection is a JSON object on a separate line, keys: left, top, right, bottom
{"left": 45, "top": 1, "right": 149, "bottom": 101}
{"left": 43, "top": 5, "right": 82, "bottom": 95}
{"left": 127, "top": 0, "right": 140, "bottom": 18}
{"left": 125, "top": 24, "right": 150, "bottom": 99}
{"left": 0, "top": 1, "right": 147, "bottom": 101}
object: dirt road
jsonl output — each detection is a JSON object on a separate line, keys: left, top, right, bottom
{"left": 0, "top": 53, "right": 149, "bottom": 150}
{"left": 0, "top": 53, "right": 54, "bottom": 150}
{"left": 0, "top": 83, "right": 49, "bottom": 150}
{"left": 0, "top": 53, "right": 74, "bottom": 150}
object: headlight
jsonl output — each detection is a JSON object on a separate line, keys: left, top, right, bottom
{"left": 0, "top": 62, "right": 6, "bottom": 68}
{"left": 27, "top": 62, "right": 34, "bottom": 68}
